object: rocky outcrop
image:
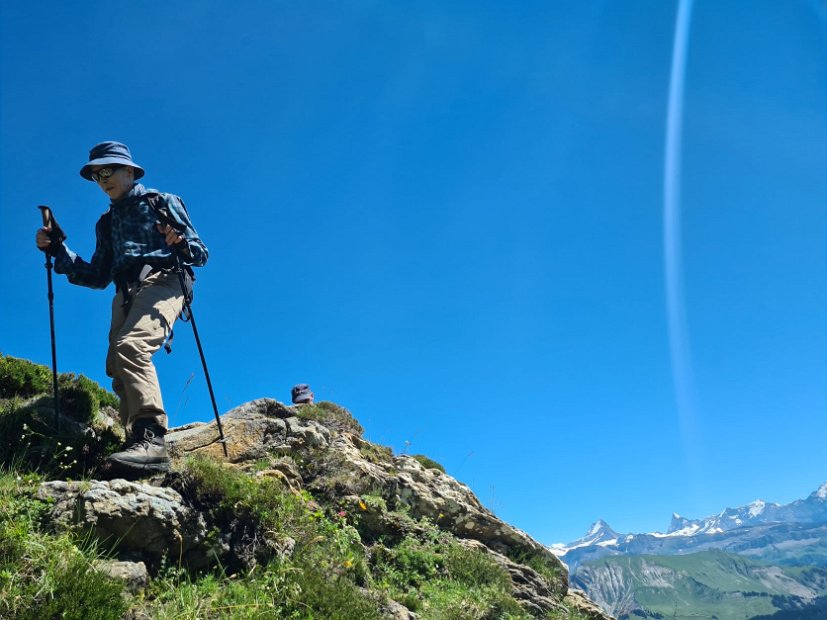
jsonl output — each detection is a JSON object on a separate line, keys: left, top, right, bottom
{"left": 33, "top": 398, "right": 611, "bottom": 619}
{"left": 167, "top": 398, "right": 564, "bottom": 588}
{"left": 564, "top": 589, "right": 616, "bottom": 620}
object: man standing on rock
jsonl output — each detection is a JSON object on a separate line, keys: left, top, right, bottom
{"left": 35, "top": 141, "right": 208, "bottom": 475}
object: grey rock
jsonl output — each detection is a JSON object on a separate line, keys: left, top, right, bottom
{"left": 380, "top": 597, "right": 418, "bottom": 620}
{"left": 37, "top": 479, "right": 219, "bottom": 569}
{"left": 254, "top": 457, "right": 304, "bottom": 492}
{"left": 166, "top": 398, "right": 322, "bottom": 463}
{"left": 94, "top": 560, "right": 149, "bottom": 593}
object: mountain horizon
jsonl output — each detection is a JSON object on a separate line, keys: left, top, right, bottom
{"left": 553, "top": 481, "right": 827, "bottom": 619}
{"left": 554, "top": 480, "right": 827, "bottom": 554}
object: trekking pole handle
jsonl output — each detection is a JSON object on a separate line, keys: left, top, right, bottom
{"left": 39, "top": 205, "right": 52, "bottom": 228}
{"left": 38, "top": 205, "right": 67, "bottom": 244}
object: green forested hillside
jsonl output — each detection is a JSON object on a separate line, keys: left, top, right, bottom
{"left": 573, "top": 550, "right": 827, "bottom": 620}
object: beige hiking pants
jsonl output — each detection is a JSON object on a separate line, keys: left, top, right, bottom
{"left": 106, "top": 270, "right": 184, "bottom": 432}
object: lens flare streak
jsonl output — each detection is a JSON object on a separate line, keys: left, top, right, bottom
{"left": 664, "top": 0, "right": 696, "bottom": 447}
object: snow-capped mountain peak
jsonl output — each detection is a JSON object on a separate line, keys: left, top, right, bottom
{"left": 551, "top": 519, "right": 620, "bottom": 556}
{"left": 587, "top": 519, "right": 613, "bottom": 537}
{"left": 748, "top": 499, "right": 766, "bottom": 517}
{"left": 552, "top": 481, "right": 827, "bottom": 567}
{"left": 667, "top": 513, "right": 697, "bottom": 535}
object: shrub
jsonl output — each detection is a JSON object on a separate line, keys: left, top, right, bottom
{"left": 141, "top": 558, "right": 384, "bottom": 619}
{"left": 0, "top": 358, "right": 122, "bottom": 477}
{"left": 369, "top": 527, "right": 533, "bottom": 619}
{"left": 0, "top": 354, "right": 51, "bottom": 398}
{"left": 139, "top": 457, "right": 384, "bottom": 618}
{"left": 0, "top": 398, "right": 122, "bottom": 479}
{"left": 507, "top": 548, "right": 567, "bottom": 597}
{"left": 442, "top": 544, "right": 512, "bottom": 591}
{"left": 360, "top": 441, "right": 394, "bottom": 465}
{"left": 180, "top": 456, "right": 369, "bottom": 575}
{"left": 58, "top": 373, "right": 119, "bottom": 424}
{"left": 412, "top": 453, "right": 446, "bottom": 473}
{"left": 0, "top": 355, "right": 119, "bottom": 425}
{"left": 294, "top": 400, "right": 364, "bottom": 436}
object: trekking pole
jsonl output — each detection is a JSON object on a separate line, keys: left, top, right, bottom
{"left": 148, "top": 197, "right": 228, "bottom": 456}
{"left": 38, "top": 206, "right": 65, "bottom": 430}
{"left": 172, "top": 254, "right": 229, "bottom": 457}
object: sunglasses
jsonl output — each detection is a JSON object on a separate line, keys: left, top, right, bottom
{"left": 90, "top": 165, "right": 125, "bottom": 183}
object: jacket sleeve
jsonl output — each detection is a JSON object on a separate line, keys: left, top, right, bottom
{"left": 164, "top": 194, "right": 208, "bottom": 268}
{"left": 53, "top": 214, "right": 114, "bottom": 289}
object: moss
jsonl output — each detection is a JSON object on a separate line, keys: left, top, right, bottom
{"left": 412, "top": 453, "right": 446, "bottom": 473}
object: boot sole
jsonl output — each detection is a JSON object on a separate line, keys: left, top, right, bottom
{"left": 105, "top": 458, "right": 171, "bottom": 475}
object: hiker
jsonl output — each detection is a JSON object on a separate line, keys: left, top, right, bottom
{"left": 35, "top": 141, "right": 208, "bottom": 474}
{"left": 292, "top": 384, "right": 314, "bottom": 405}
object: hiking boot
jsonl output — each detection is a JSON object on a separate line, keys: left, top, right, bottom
{"left": 107, "top": 419, "right": 171, "bottom": 474}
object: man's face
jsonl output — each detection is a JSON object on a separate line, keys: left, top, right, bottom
{"left": 91, "top": 165, "right": 135, "bottom": 201}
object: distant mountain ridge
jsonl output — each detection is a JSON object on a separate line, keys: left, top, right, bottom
{"left": 553, "top": 482, "right": 827, "bottom": 573}
{"left": 552, "top": 482, "right": 827, "bottom": 619}
{"left": 666, "top": 482, "right": 827, "bottom": 536}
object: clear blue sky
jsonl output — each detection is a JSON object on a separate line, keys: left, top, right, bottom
{"left": 1, "top": 1, "right": 825, "bottom": 545}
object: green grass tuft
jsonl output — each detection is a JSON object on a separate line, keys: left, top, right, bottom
{"left": 0, "top": 468, "right": 127, "bottom": 620}
{"left": 360, "top": 441, "right": 394, "bottom": 465}
{"left": 293, "top": 400, "right": 364, "bottom": 436}
{"left": 412, "top": 453, "right": 446, "bottom": 473}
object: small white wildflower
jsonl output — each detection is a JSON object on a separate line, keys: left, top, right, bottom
{"left": 64, "top": 446, "right": 73, "bottom": 452}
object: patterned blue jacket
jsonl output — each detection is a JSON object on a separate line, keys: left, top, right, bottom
{"left": 54, "top": 183, "right": 208, "bottom": 289}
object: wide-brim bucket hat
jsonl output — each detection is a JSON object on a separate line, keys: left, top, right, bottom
{"left": 80, "top": 141, "right": 145, "bottom": 181}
